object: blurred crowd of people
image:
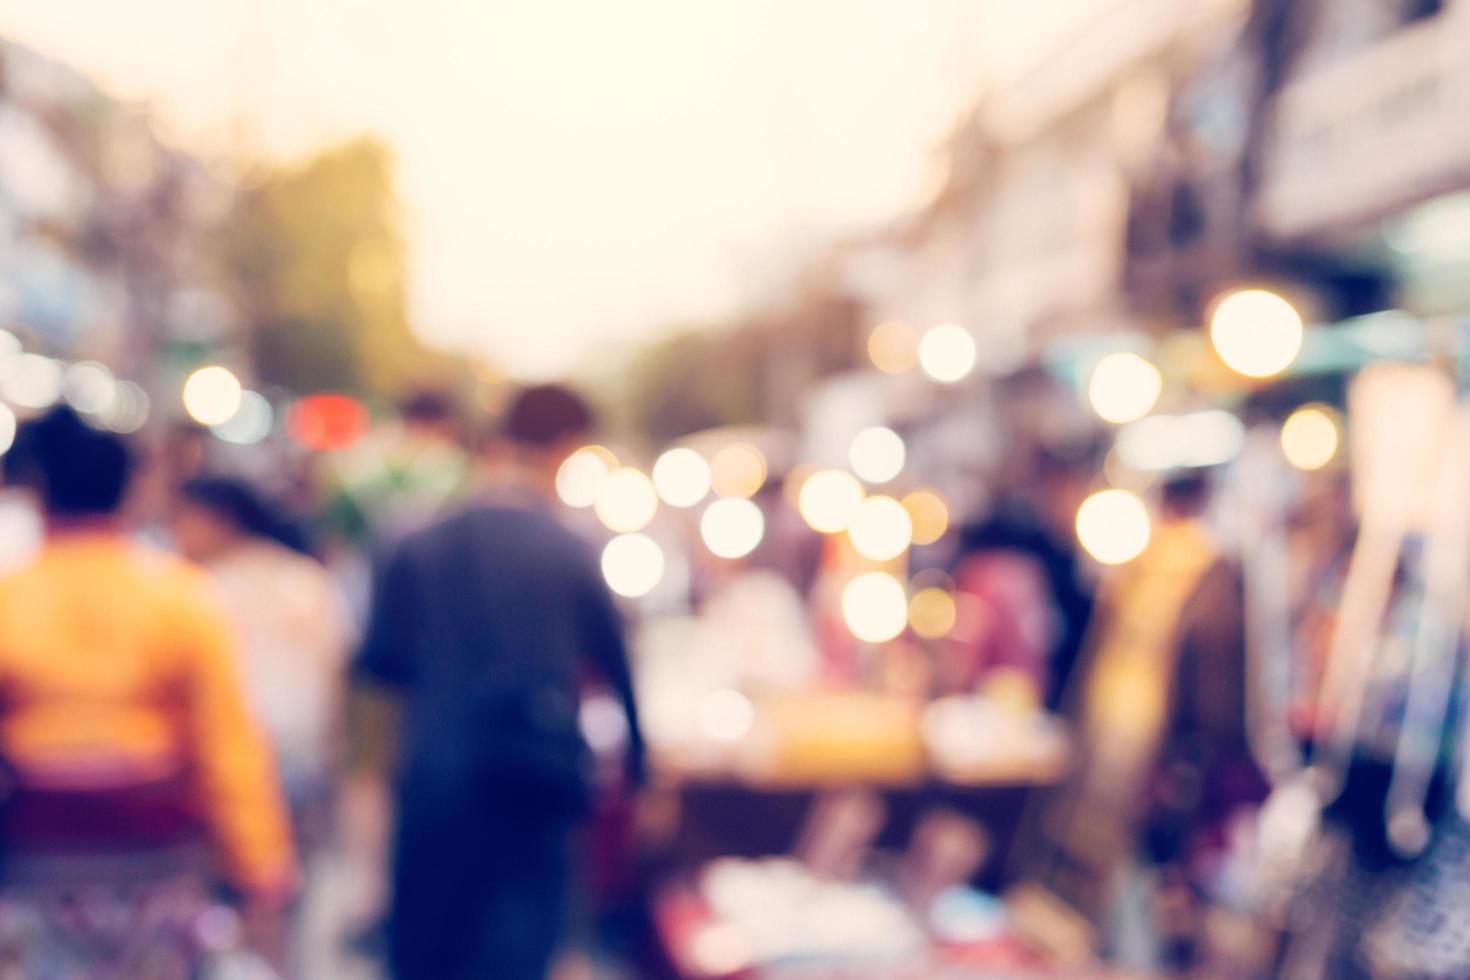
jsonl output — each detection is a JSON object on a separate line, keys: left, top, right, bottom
{"left": 0, "top": 367, "right": 1453, "bottom": 980}
{"left": 0, "top": 385, "right": 645, "bottom": 980}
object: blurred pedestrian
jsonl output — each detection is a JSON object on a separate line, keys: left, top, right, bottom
{"left": 944, "top": 506, "right": 1067, "bottom": 708}
{"left": 1137, "top": 474, "right": 1268, "bottom": 968}
{"left": 0, "top": 407, "right": 295, "bottom": 976}
{"left": 319, "top": 387, "right": 471, "bottom": 579}
{"left": 355, "top": 384, "right": 645, "bottom": 980}
{"left": 946, "top": 448, "right": 1095, "bottom": 710}
{"left": 172, "top": 477, "right": 350, "bottom": 834}
{"left": 1012, "top": 472, "right": 1265, "bottom": 969}
{"left": 322, "top": 388, "right": 473, "bottom": 947}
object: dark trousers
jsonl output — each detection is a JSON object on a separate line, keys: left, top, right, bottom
{"left": 388, "top": 796, "right": 574, "bottom": 980}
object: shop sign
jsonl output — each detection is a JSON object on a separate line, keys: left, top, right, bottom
{"left": 1260, "top": 16, "right": 1470, "bottom": 238}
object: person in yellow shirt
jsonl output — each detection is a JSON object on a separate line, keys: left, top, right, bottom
{"left": 0, "top": 406, "right": 295, "bottom": 977}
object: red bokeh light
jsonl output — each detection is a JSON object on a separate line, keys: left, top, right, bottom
{"left": 286, "top": 394, "right": 369, "bottom": 451}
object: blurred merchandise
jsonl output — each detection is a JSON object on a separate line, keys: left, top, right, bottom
{"left": 922, "top": 698, "right": 1069, "bottom": 787}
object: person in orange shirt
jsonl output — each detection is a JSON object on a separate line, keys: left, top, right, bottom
{"left": 0, "top": 406, "right": 295, "bottom": 977}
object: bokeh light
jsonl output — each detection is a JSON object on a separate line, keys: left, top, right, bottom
{"left": 1281, "top": 404, "right": 1340, "bottom": 471}
{"left": 101, "top": 382, "right": 150, "bottom": 434}
{"left": 556, "top": 446, "right": 616, "bottom": 509}
{"left": 580, "top": 695, "right": 629, "bottom": 754}
{"left": 901, "top": 489, "right": 949, "bottom": 546}
{"left": 0, "top": 403, "right": 16, "bottom": 456}
{"left": 847, "top": 494, "right": 913, "bottom": 562}
{"left": 918, "top": 323, "right": 977, "bottom": 384}
{"left": 1102, "top": 448, "right": 1156, "bottom": 492}
{"left": 699, "top": 689, "right": 755, "bottom": 743}
{"left": 841, "top": 572, "right": 909, "bottom": 643}
{"left": 600, "top": 533, "right": 665, "bottom": 598}
{"left": 182, "top": 366, "right": 243, "bottom": 426}
{"left": 710, "top": 443, "right": 767, "bottom": 498}
{"left": 687, "top": 922, "right": 753, "bottom": 977}
{"left": 1, "top": 354, "right": 63, "bottom": 410}
{"left": 62, "top": 361, "right": 117, "bottom": 416}
{"left": 848, "top": 426, "right": 906, "bottom": 484}
{"left": 594, "top": 467, "right": 659, "bottom": 533}
{"left": 652, "top": 447, "right": 711, "bottom": 508}
{"left": 782, "top": 462, "right": 817, "bottom": 511}
{"left": 1076, "top": 488, "right": 1151, "bottom": 566}
{"left": 1209, "top": 288, "right": 1304, "bottom": 379}
{"left": 1114, "top": 410, "right": 1245, "bottom": 471}
{"left": 868, "top": 320, "right": 919, "bottom": 374}
{"left": 908, "top": 586, "right": 957, "bottom": 640}
{"left": 1087, "top": 352, "right": 1162, "bottom": 424}
{"left": 212, "top": 390, "right": 274, "bottom": 445}
{"left": 286, "top": 394, "right": 369, "bottom": 451}
{"left": 700, "top": 496, "right": 765, "bottom": 559}
{"left": 797, "top": 469, "right": 865, "bottom": 534}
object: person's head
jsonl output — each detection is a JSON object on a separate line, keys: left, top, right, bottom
{"left": 4, "top": 406, "right": 134, "bottom": 523}
{"left": 490, "top": 384, "right": 596, "bottom": 489}
{"left": 1161, "top": 471, "right": 1211, "bottom": 521}
{"left": 1027, "top": 441, "right": 1103, "bottom": 539}
{"left": 165, "top": 422, "right": 209, "bottom": 482}
{"left": 171, "top": 477, "right": 303, "bottom": 563}
{"left": 398, "top": 388, "right": 462, "bottom": 445}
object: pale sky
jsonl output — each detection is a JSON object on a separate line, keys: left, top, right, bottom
{"left": 0, "top": 1, "right": 1099, "bottom": 378}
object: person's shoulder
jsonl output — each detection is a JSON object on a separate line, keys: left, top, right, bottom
{"left": 388, "top": 508, "right": 466, "bottom": 558}
{"left": 67, "top": 543, "right": 234, "bottom": 631}
{"left": 231, "top": 539, "right": 335, "bottom": 591}
{"left": 439, "top": 503, "right": 597, "bottom": 569}
{"left": 0, "top": 555, "right": 39, "bottom": 599}
{"left": 129, "top": 541, "right": 209, "bottom": 583}
{"left": 378, "top": 504, "right": 502, "bottom": 567}
{"left": 430, "top": 501, "right": 577, "bottom": 541}
{"left": 238, "top": 538, "right": 323, "bottom": 573}
{"left": 144, "top": 548, "right": 235, "bottom": 612}
{"left": 32, "top": 537, "right": 207, "bottom": 592}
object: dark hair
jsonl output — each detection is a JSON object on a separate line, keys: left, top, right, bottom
{"left": 500, "top": 384, "right": 594, "bottom": 449}
{"left": 398, "top": 389, "right": 458, "bottom": 426}
{"left": 1162, "top": 471, "right": 1211, "bottom": 516}
{"left": 4, "top": 406, "right": 133, "bottom": 516}
{"left": 180, "top": 477, "right": 312, "bottom": 554}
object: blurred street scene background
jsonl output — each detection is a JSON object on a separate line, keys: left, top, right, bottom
{"left": 0, "top": 1, "right": 1466, "bottom": 977}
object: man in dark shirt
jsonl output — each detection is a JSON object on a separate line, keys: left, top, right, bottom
{"left": 355, "top": 385, "right": 645, "bottom": 980}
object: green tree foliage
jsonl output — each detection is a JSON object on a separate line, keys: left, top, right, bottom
{"left": 612, "top": 280, "right": 861, "bottom": 444}
{"left": 220, "top": 138, "right": 455, "bottom": 399}
{"left": 614, "top": 324, "right": 771, "bottom": 444}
